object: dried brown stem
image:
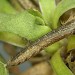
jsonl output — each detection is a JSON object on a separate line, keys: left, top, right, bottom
{"left": 8, "top": 18, "right": 75, "bottom": 66}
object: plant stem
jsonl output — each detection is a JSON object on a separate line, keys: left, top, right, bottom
{"left": 8, "top": 18, "right": 75, "bottom": 66}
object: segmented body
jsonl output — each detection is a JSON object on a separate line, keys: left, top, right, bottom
{"left": 8, "top": 18, "right": 75, "bottom": 66}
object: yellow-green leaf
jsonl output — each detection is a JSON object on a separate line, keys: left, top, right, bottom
{"left": 0, "top": 10, "right": 51, "bottom": 47}
{"left": 39, "top": 0, "right": 56, "bottom": 25}
{"left": 67, "top": 35, "right": 75, "bottom": 51}
{"left": 50, "top": 50, "right": 74, "bottom": 75}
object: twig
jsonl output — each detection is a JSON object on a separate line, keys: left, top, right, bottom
{"left": 8, "top": 18, "right": 75, "bottom": 66}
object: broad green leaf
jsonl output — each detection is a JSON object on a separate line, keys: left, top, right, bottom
{"left": 67, "top": 35, "right": 75, "bottom": 51}
{"left": 39, "top": 0, "right": 56, "bottom": 25}
{"left": 0, "top": 61, "right": 9, "bottom": 75}
{"left": 53, "top": 0, "right": 75, "bottom": 29}
{"left": 0, "top": 13, "right": 27, "bottom": 47}
{"left": 0, "top": 0, "right": 26, "bottom": 47}
{"left": 0, "top": 10, "right": 51, "bottom": 47}
{"left": 50, "top": 50, "right": 74, "bottom": 75}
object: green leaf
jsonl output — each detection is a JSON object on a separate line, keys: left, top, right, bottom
{"left": 0, "top": 0, "right": 16, "bottom": 14}
{"left": 0, "top": 61, "right": 9, "bottom": 75}
{"left": 39, "top": 0, "right": 56, "bottom": 25}
{"left": 53, "top": 0, "right": 75, "bottom": 29}
{"left": 50, "top": 50, "right": 74, "bottom": 75}
{"left": 27, "top": 9, "right": 43, "bottom": 19}
{"left": 45, "top": 42, "right": 60, "bottom": 55}
{"left": 0, "top": 32, "right": 27, "bottom": 48}
{"left": 67, "top": 35, "right": 75, "bottom": 51}
{"left": 0, "top": 10, "right": 51, "bottom": 47}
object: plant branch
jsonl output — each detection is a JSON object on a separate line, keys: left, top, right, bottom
{"left": 8, "top": 18, "right": 75, "bottom": 66}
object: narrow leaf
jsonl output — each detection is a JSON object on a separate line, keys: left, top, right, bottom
{"left": 67, "top": 35, "right": 75, "bottom": 51}
{"left": 39, "top": 0, "right": 56, "bottom": 25}
{"left": 50, "top": 50, "right": 74, "bottom": 75}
